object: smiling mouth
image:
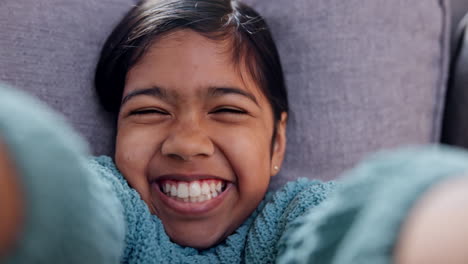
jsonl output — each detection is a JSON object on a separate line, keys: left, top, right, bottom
{"left": 157, "top": 179, "right": 228, "bottom": 203}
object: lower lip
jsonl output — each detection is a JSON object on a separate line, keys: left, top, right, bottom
{"left": 153, "top": 182, "right": 232, "bottom": 215}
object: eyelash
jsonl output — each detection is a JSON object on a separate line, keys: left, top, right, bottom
{"left": 129, "top": 108, "right": 169, "bottom": 116}
{"left": 129, "top": 107, "right": 247, "bottom": 116}
{"left": 211, "top": 107, "right": 247, "bottom": 115}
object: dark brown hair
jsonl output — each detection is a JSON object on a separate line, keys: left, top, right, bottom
{"left": 94, "top": 0, "right": 288, "bottom": 122}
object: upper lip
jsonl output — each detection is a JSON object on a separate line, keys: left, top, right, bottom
{"left": 151, "top": 173, "right": 229, "bottom": 183}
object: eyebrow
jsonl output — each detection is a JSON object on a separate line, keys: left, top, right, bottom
{"left": 121, "top": 86, "right": 167, "bottom": 106}
{"left": 208, "top": 87, "right": 259, "bottom": 105}
{"left": 120, "top": 86, "right": 259, "bottom": 106}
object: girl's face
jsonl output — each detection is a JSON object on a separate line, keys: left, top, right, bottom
{"left": 115, "top": 29, "right": 287, "bottom": 249}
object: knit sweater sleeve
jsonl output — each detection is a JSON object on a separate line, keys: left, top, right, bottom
{"left": 88, "top": 155, "right": 166, "bottom": 263}
{"left": 244, "top": 179, "right": 336, "bottom": 263}
{"left": 276, "top": 146, "right": 468, "bottom": 264}
{"left": 0, "top": 84, "right": 125, "bottom": 264}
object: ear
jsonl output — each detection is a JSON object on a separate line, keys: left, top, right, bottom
{"left": 270, "top": 112, "right": 287, "bottom": 176}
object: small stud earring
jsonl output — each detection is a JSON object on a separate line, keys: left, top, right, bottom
{"left": 274, "top": 166, "right": 279, "bottom": 171}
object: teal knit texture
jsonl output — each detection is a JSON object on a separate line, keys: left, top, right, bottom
{"left": 91, "top": 156, "right": 335, "bottom": 263}
{"left": 277, "top": 145, "right": 468, "bottom": 264}
{"left": 0, "top": 84, "right": 125, "bottom": 264}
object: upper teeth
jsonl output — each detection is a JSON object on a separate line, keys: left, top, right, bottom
{"left": 161, "top": 180, "right": 225, "bottom": 202}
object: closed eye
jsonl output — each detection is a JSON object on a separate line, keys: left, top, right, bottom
{"left": 129, "top": 108, "right": 169, "bottom": 115}
{"left": 211, "top": 107, "right": 247, "bottom": 114}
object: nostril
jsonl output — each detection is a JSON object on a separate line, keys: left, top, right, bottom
{"left": 167, "top": 153, "right": 187, "bottom": 161}
{"left": 160, "top": 129, "right": 215, "bottom": 160}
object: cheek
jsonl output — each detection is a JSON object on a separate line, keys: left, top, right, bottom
{"left": 216, "top": 125, "right": 272, "bottom": 196}
{"left": 115, "top": 125, "right": 161, "bottom": 186}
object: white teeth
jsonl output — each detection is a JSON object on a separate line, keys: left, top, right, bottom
{"left": 177, "top": 182, "right": 189, "bottom": 198}
{"left": 170, "top": 185, "right": 177, "bottom": 196}
{"left": 162, "top": 180, "right": 226, "bottom": 203}
{"left": 201, "top": 182, "right": 210, "bottom": 195}
{"left": 189, "top": 182, "right": 201, "bottom": 197}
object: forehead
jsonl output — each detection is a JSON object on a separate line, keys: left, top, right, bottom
{"left": 124, "top": 29, "right": 264, "bottom": 100}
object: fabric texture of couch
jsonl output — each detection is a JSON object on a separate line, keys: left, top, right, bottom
{"left": 0, "top": 0, "right": 462, "bottom": 189}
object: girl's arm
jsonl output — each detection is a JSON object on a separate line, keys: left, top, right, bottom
{"left": 0, "top": 84, "right": 125, "bottom": 263}
{"left": 395, "top": 176, "right": 468, "bottom": 264}
{"left": 277, "top": 146, "right": 468, "bottom": 264}
{"left": 0, "top": 141, "right": 23, "bottom": 258}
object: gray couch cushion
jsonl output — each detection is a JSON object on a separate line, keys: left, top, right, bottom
{"left": 243, "top": 0, "right": 450, "bottom": 188}
{"left": 0, "top": 0, "right": 450, "bottom": 189}
{"left": 0, "top": 0, "right": 134, "bottom": 155}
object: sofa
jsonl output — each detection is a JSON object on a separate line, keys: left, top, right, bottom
{"left": 1, "top": 0, "right": 468, "bottom": 189}
{"left": 442, "top": 8, "right": 468, "bottom": 148}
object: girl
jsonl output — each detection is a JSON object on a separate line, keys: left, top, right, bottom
{"left": 1, "top": 0, "right": 468, "bottom": 263}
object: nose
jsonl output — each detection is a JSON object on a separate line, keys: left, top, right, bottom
{"left": 161, "top": 122, "right": 214, "bottom": 161}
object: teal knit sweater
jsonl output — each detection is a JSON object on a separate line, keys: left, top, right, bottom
{"left": 2, "top": 84, "right": 468, "bottom": 264}
{"left": 94, "top": 155, "right": 334, "bottom": 263}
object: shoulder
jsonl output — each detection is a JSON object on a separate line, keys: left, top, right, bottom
{"left": 87, "top": 155, "right": 150, "bottom": 215}
{"left": 244, "top": 178, "right": 335, "bottom": 263}
{"left": 88, "top": 156, "right": 128, "bottom": 188}
{"left": 264, "top": 178, "right": 336, "bottom": 217}
{"left": 87, "top": 155, "right": 162, "bottom": 262}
